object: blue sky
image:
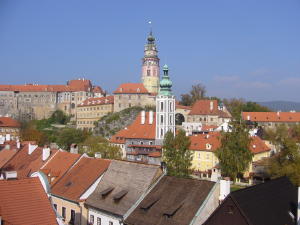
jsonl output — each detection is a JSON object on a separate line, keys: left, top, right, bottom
{"left": 0, "top": 0, "right": 300, "bottom": 102}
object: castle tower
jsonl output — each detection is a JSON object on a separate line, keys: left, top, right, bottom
{"left": 155, "top": 65, "right": 175, "bottom": 142}
{"left": 141, "top": 31, "right": 160, "bottom": 94}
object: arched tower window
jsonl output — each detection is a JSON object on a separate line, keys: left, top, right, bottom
{"left": 160, "top": 102, "right": 164, "bottom": 111}
{"left": 160, "top": 115, "right": 164, "bottom": 124}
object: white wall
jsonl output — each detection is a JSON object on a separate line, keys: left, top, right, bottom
{"left": 88, "top": 208, "right": 121, "bottom": 225}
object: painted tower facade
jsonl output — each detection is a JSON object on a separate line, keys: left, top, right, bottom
{"left": 155, "top": 65, "right": 175, "bottom": 142}
{"left": 141, "top": 31, "right": 160, "bottom": 94}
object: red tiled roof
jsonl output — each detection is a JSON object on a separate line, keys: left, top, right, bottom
{"left": 202, "top": 125, "right": 218, "bottom": 131}
{"left": 189, "top": 133, "right": 270, "bottom": 154}
{"left": 242, "top": 112, "right": 300, "bottom": 122}
{"left": 1, "top": 144, "right": 57, "bottom": 178}
{"left": 0, "top": 149, "right": 17, "bottom": 168}
{"left": 148, "top": 151, "right": 161, "bottom": 158}
{"left": 189, "top": 100, "right": 231, "bottom": 118}
{"left": 110, "top": 112, "right": 156, "bottom": 142}
{"left": 92, "top": 86, "right": 104, "bottom": 94}
{"left": 0, "top": 117, "right": 21, "bottom": 128}
{"left": 175, "top": 103, "right": 192, "bottom": 110}
{"left": 51, "top": 157, "right": 110, "bottom": 201}
{"left": 78, "top": 95, "right": 114, "bottom": 107}
{"left": 0, "top": 79, "right": 94, "bottom": 92}
{"left": 113, "top": 83, "right": 149, "bottom": 94}
{"left": 0, "top": 177, "right": 58, "bottom": 225}
{"left": 40, "top": 151, "right": 81, "bottom": 186}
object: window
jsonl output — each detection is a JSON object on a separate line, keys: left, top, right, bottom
{"left": 97, "top": 217, "right": 101, "bottom": 225}
{"left": 160, "top": 115, "right": 164, "bottom": 124}
{"left": 70, "top": 209, "right": 75, "bottom": 224}
{"left": 160, "top": 102, "right": 163, "bottom": 111}
{"left": 147, "top": 70, "right": 150, "bottom": 76}
{"left": 53, "top": 204, "right": 57, "bottom": 210}
{"left": 109, "top": 221, "right": 113, "bottom": 225}
{"left": 62, "top": 207, "right": 66, "bottom": 219}
{"left": 90, "top": 215, "right": 94, "bottom": 224}
{"left": 169, "top": 102, "right": 172, "bottom": 111}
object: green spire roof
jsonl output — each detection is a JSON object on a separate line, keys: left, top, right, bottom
{"left": 159, "top": 64, "right": 173, "bottom": 96}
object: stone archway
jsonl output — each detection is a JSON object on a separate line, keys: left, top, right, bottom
{"left": 175, "top": 113, "right": 185, "bottom": 125}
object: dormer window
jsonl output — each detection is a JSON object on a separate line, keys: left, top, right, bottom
{"left": 206, "top": 143, "right": 212, "bottom": 150}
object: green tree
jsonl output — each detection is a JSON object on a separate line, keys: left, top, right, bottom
{"left": 214, "top": 121, "right": 253, "bottom": 182}
{"left": 268, "top": 137, "right": 300, "bottom": 185}
{"left": 163, "top": 130, "right": 192, "bottom": 178}
{"left": 56, "top": 128, "right": 90, "bottom": 150}
{"left": 79, "top": 135, "right": 122, "bottom": 159}
{"left": 49, "top": 110, "right": 70, "bottom": 124}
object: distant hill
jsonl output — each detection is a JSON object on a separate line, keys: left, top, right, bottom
{"left": 258, "top": 101, "right": 300, "bottom": 112}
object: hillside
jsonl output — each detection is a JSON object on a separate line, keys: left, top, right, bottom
{"left": 259, "top": 101, "right": 300, "bottom": 112}
{"left": 94, "top": 106, "right": 155, "bottom": 138}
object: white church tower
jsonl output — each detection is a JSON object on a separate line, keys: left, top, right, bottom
{"left": 155, "top": 64, "right": 175, "bottom": 143}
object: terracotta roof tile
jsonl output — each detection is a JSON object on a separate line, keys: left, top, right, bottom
{"left": 0, "top": 117, "right": 21, "bottom": 128}
{"left": 113, "top": 83, "right": 149, "bottom": 94}
{"left": 189, "top": 100, "right": 231, "bottom": 118}
{"left": 0, "top": 149, "right": 17, "bottom": 168}
{"left": 78, "top": 95, "right": 114, "bottom": 107}
{"left": 0, "top": 177, "right": 57, "bottom": 225}
{"left": 189, "top": 133, "right": 270, "bottom": 154}
{"left": 242, "top": 112, "right": 300, "bottom": 122}
{"left": 1, "top": 144, "right": 57, "bottom": 178}
{"left": 110, "top": 112, "right": 156, "bottom": 142}
{"left": 92, "top": 86, "right": 104, "bottom": 94}
{"left": 40, "top": 151, "right": 81, "bottom": 186}
{"left": 51, "top": 157, "right": 110, "bottom": 201}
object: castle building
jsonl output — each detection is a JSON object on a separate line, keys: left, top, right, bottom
{"left": 155, "top": 64, "right": 176, "bottom": 143}
{"left": 0, "top": 79, "right": 104, "bottom": 120}
{"left": 141, "top": 31, "right": 160, "bottom": 94}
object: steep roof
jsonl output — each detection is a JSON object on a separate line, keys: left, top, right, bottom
{"left": 113, "top": 83, "right": 149, "bottom": 94}
{"left": 85, "top": 160, "right": 162, "bottom": 217}
{"left": 78, "top": 95, "right": 114, "bottom": 107}
{"left": 0, "top": 177, "right": 58, "bottom": 225}
{"left": 125, "top": 176, "right": 215, "bottom": 225}
{"left": 51, "top": 157, "right": 110, "bottom": 202}
{"left": 40, "top": 151, "right": 81, "bottom": 186}
{"left": 242, "top": 111, "right": 300, "bottom": 122}
{"left": 92, "top": 85, "right": 104, "bottom": 94}
{"left": 1, "top": 144, "right": 57, "bottom": 178}
{"left": 0, "top": 117, "right": 21, "bottom": 128}
{"left": 110, "top": 112, "right": 156, "bottom": 142}
{"left": 204, "top": 177, "right": 298, "bottom": 225}
{"left": 0, "top": 79, "right": 94, "bottom": 92}
{"left": 189, "top": 133, "right": 270, "bottom": 154}
{"left": 189, "top": 100, "right": 231, "bottom": 118}
{"left": 0, "top": 149, "right": 17, "bottom": 168}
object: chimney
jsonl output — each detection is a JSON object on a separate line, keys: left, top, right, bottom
{"left": 95, "top": 152, "right": 102, "bottom": 158}
{"left": 28, "top": 143, "right": 38, "bottom": 155}
{"left": 16, "top": 140, "right": 20, "bottom": 149}
{"left": 210, "top": 101, "right": 214, "bottom": 111}
{"left": 42, "top": 145, "right": 51, "bottom": 161}
{"left": 297, "top": 187, "right": 300, "bottom": 225}
{"left": 149, "top": 110, "right": 154, "bottom": 124}
{"left": 219, "top": 179, "right": 231, "bottom": 202}
{"left": 141, "top": 111, "right": 145, "bottom": 124}
{"left": 277, "top": 111, "right": 280, "bottom": 117}
{"left": 5, "top": 134, "right": 10, "bottom": 141}
{"left": 70, "top": 144, "right": 78, "bottom": 154}
{"left": 247, "top": 115, "right": 250, "bottom": 120}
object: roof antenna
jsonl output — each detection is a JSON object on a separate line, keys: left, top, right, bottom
{"left": 148, "top": 21, "right": 152, "bottom": 35}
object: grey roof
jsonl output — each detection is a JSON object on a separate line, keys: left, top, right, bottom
{"left": 85, "top": 160, "right": 162, "bottom": 217}
{"left": 124, "top": 176, "right": 216, "bottom": 225}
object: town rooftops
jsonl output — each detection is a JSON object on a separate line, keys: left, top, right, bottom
{"left": 51, "top": 157, "right": 110, "bottom": 202}
{"left": 0, "top": 177, "right": 58, "bottom": 225}
{"left": 189, "top": 133, "right": 270, "bottom": 154}
{"left": 40, "top": 151, "right": 81, "bottom": 186}
{"left": 189, "top": 100, "right": 231, "bottom": 118}
{"left": 1, "top": 143, "right": 57, "bottom": 179}
{"left": 78, "top": 95, "right": 114, "bottom": 107}
{"left": 0, "top": 149, "right": 17, "bottom": 168}
{"left": 242, "top": 111, "right": 300, "bottom": 122}
{"left": 0, "top": 78, "right": 95, "bottom": 92}
{"left": 0, "top": 117, "right": 21, "bottom": 128}
{"left": 92, "top": 85, "right": 105, "bottom": 94}
{"left": 110, "top": 111, "right": 156, "bottom": 142}
{"left": 113, "top": 83, "right": 149, "bottom": 94}
{"left": 125, "top": 176, "right": 216, "bottom": 225}
{"left": 85, "top": 160, "right": 162, "bottom": 218}
{"left": 203, "top": 176, "right": 298, "bottom": 225}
